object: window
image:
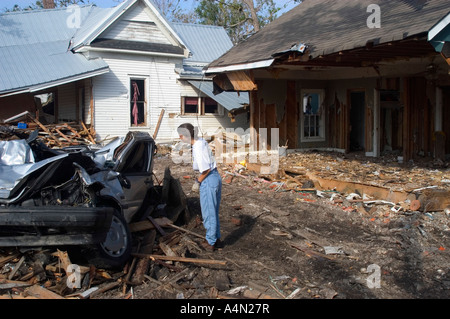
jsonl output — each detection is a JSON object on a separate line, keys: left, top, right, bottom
{"left": 130, "top": 79, "right": 147, "bottom": 126}
{"left": 203, "top": 97, "right": 218, "bottom": 114}
{"left": 183, "top": 97, "right": 199, "bottom": 114}
{"left": 301, "top": 89, "right": 325, "bottom": 141}
{"left": 34, "top": 92, "right": 56, "bottom": 124}
{"left": 182, "top": 96, "right": 220, "bottom": 115}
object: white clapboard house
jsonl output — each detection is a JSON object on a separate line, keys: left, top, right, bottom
{"left": 0, "top": 0, "right": 249, "bottom": 143}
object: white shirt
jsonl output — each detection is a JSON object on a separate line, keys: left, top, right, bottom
{"left": 192, "top": 138, "right": 216, "bottom": 173}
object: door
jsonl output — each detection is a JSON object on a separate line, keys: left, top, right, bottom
{"left": 443, "top": 87, "right": 450, "bottom": 155}
{"left": 349, "top": 91, "right": 366, "bottom": 152}
{"left": 114, "top": 139, "right": 154, "bottom": 222}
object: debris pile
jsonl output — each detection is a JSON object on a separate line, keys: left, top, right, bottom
{"left": 1, "top": 111, "right": 96, "bottom": 147}
{"left": 217, "top": 150, "right": 450, "bottom": 216}
{"left": 0, "top": 216, "right": 230, "bottom": 299}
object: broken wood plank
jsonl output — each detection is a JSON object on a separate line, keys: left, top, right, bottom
{"left": 165, "top": 223, "right": 205, "bottom": 240}
{"left": 51, "top": 249, "right": 72, "bottom": 273}
{"left": 306, "top": 172, "right": 409, "bottom": 204}
{"left": 87, "top": 281, "right": 122, "bottom": 299}
{"left": 0, "top": 279, "right": 31, "bottom": 290}
{"left": 54, "top": 128, "right": 75, "bottom": 144}
{"left": 8, "top": 255, "right": 25, "bottom": 280}
{"left": 25, "top": 284, "right": 65, "bottom": 299}
{"left": 0, "top": 253, "right": 20, "bottom": 268}
{"left": 129, "top": 217, "right": 172, "bottom": 233}
{"left": 153, "top": 109, "right": 165, "bottom": 140}
{"left": 63, "top": 123, "right": 82, "bottom": 138}
{"left": 288, "top": 241, "right": 335, "bottom": 260}
{"left": 26, "top": 114, "right": 62, "bottom": 146}
{"left": 417, "top": 189, "right": 450, "bottom": 212}
{"left": 131, "top": 254, "right": 227, "bottom": 266}
{"left": 148, "top": 216, "right": 166, "bottom": 236}
{"left": 80, "top": 121, "right": 96, "bottom": 144}
{"left": 159, "top": 242, "right": 177, "bottom": 258}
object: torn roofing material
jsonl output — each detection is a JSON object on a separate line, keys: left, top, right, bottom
{"left": 206, "top": 0, "right": 449, "bottom": 72}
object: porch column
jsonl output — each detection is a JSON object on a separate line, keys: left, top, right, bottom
{"left": 434, "top": 87, "right": 445, "bottom": 160}
{"left": 435, "top": 87, "right": 443, "bottom": 132}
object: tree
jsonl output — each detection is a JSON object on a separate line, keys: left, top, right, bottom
{"left": 151, "top": 0, "right": 197, "bottom": 23}
{"left": 3, "top": 0, "right": 93, "bottom": 12}
{"left": 194, "top": 0, "right": 282, "bottom": 44}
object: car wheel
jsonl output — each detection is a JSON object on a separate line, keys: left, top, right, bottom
{"left": 84, "top": 209, "right": 132, "bottom": 269}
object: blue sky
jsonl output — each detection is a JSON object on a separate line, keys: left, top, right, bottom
{"left": 2, "top": 0, "right": 299, "bottom": 14}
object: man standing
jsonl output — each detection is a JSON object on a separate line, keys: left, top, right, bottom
{"left": 177, "top": 123, "right": 223, "bottom": 251}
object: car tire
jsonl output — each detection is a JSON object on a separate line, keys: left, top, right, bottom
{"left": 84, "top": 209, "right": 132, "bottom": 269}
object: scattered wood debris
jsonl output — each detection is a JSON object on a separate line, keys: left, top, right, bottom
{"left": 0, "top": 217, "right": 229, "bottom": 299}
{"left": 1, "top": 111, "right": 96, "bottom": 148}
{"left": 216, "top": 150, "right": 450, "bottom": 216}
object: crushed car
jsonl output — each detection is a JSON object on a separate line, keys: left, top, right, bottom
{"left": 0, "top": 130, "right": 186, "bottom": 269}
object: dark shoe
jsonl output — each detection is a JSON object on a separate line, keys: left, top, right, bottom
{"left": 214, "top": 239, "right": 224, "bottom": 249}
{"left": 201, "top": 240, "right": 215, "bottom": 252}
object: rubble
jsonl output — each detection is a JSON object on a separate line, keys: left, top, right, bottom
{"left": 1, "top": 111, "right": 96, "bottom": 148}
{"left": 0, "top": 124, "right": 449, "bottom": 299}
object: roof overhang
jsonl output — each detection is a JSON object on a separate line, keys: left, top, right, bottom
{"left": 204, "top": 59, "right": 274, "bottom": 75}
{"left": 187, "top": 80, "right": 249, "bottom": 112}
{"left": 428, "top": 11, "right": 450, "bottom": 64}
{"left": 0, "top": 67, "right": 109, "bottom": 98}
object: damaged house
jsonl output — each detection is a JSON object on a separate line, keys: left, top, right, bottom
{"left": 0, "top": 0, "right": 249, "bottom": 143}
{"left": 205, "top": 0, "right": 450, "bottom": 163}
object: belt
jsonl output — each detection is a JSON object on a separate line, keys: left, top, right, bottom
{"left": 204, "top": 168, "right": 217, "bottom": 179}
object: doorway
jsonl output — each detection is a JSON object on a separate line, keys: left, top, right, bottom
{"left": 349, "top": 91, "right": 366, "bottom": 151}
{"left": 443, "top": 87, "right": 450, "bottom": 155}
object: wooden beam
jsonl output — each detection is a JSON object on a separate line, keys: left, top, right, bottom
{"left": 26, "top": 114, "right": 62, "bottom": 147}
{"left": 153, "top": 109, "right": 165, "bottom": 140}
{"left": 132, "top": 254, "right": 227, "bottom": 266}
{"left": 226, "top": 71, "right": 257, "bottom": 91}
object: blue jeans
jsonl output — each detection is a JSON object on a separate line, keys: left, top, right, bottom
{"left": 199, "top": 169, "right": 222, "bottom": 245}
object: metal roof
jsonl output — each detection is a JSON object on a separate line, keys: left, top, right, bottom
{"left": 188, "top": 80, "right": 249, "bottom": 111}
{"left": 0, "top": 1, "right": 234, "bottom": 96}
{"left": 0, "top": 6, "right": 109, "bottom": 96}
{"left": 0, "top": 41, "right": 109, "bottom": 95}
{"left": 207, "top": 0, "right": 450, "bottom": 71}
{"left": 171, "top": 23, "right": 233, "bottom": 63}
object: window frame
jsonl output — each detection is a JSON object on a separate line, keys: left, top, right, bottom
{"left": 129, "top": 77, "right": 148, "bottom": 128}
{"left": 300, "top": 89, "right": 326, "bottom": 142}
{"left": 181, "top": 96, "right": 223, "bottom": 116}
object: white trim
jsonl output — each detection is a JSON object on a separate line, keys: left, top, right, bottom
{"left": 428, "top": 12, "right": 450, "bottom": 41}
{"left": 142, "top": 0, "right": 188, "bottom": 50}
{"left": 129, "top": 75, "right": 150, "bottom": 128}
{"left": 73, "top": 0, "right": 137, "bottom": 49}
{"left": 300, "top": 89, "right": 326, "bottom": 143}
{"left": 204, "top": 59, "right": 275, "bottom": 74}
{"left": 73, "top": 0, "right": 190, "bottom": 57}
{"left": 78, "top": 46, "right": 186, "bottom": 58}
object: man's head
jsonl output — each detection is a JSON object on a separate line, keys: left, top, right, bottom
{"left": 177, "top": 123, "right": 196, "bottom": 144}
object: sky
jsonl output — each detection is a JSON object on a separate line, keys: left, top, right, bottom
{"left": 1, "top": 0, "right": 299, "bottom": 14}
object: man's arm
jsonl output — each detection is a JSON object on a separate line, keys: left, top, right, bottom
{"left": 197, "top": 169, "right": 210, "bottom": 183}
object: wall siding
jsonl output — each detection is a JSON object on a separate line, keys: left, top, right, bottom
{"left": 100, "top": 2, "right": 172, "bottom": 45}
{"left": 92, "top": 52, "right": 247, "bottom": 143}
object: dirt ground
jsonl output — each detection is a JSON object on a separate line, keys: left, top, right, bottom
{"left": 127, "top": 150, "right": 450, "bottom": 300}
{"left": 1, "top": 149, "right": 449, "bottom": 301}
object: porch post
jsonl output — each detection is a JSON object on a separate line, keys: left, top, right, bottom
{"left": 373, "top": 88, "right": 380, "bottom": 157}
